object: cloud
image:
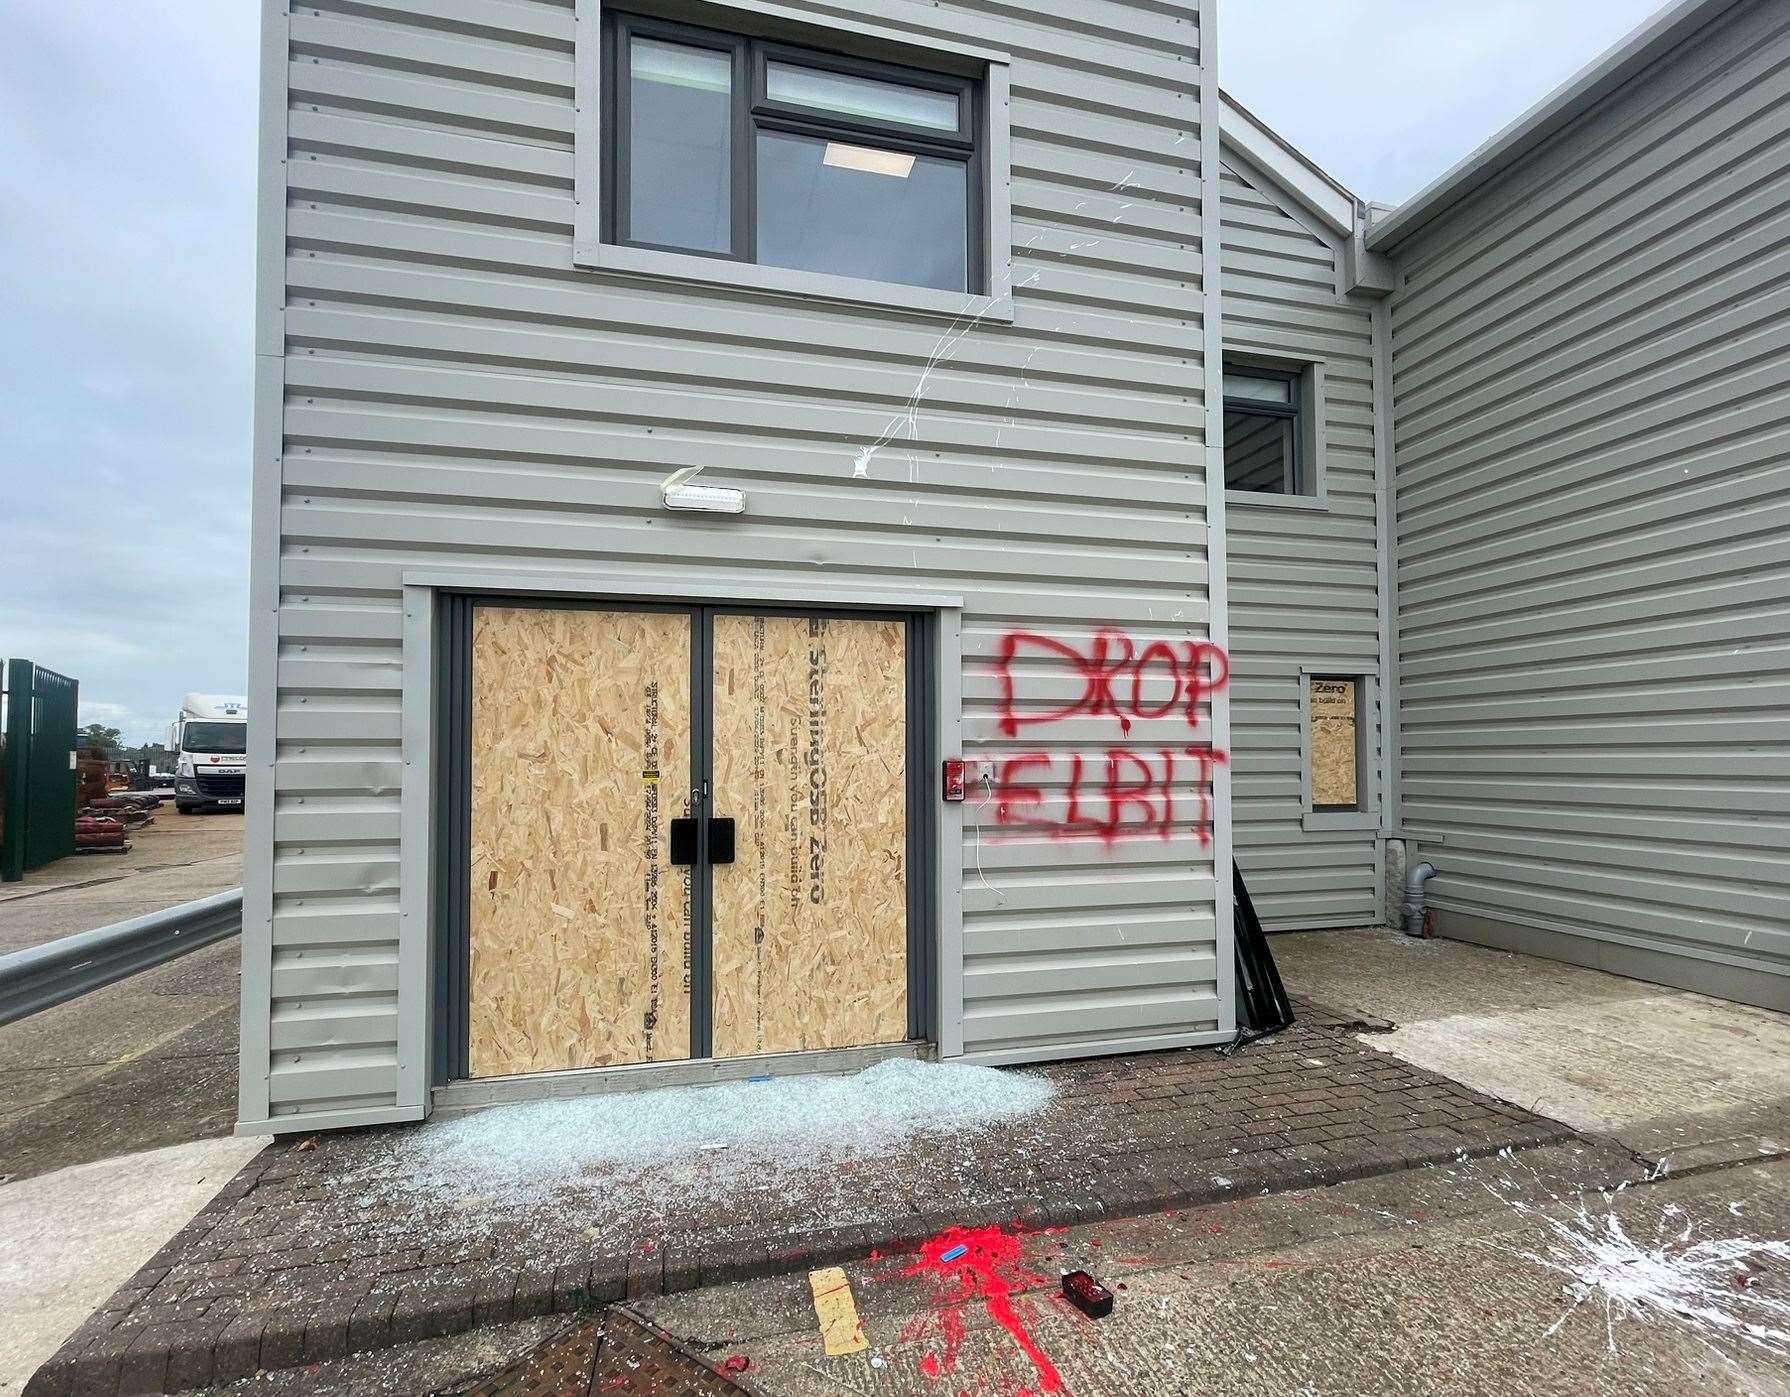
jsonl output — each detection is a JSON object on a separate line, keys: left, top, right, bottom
{"left": 1221, "top": 0, "right": 1675, "bottom": 203}
{"left": 0, "top": 1, "right": 256, "bottom": 745}
{"left": 0, "top": 1, "right": 1674, "bottom": 747}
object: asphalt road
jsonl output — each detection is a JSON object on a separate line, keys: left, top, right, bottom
{"left": 0, "top": 811, "right": 243, "bottom": 1183}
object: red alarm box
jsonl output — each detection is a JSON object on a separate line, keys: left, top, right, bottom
{"left": 943, "top": 758, "right": 968, "bottom": 802}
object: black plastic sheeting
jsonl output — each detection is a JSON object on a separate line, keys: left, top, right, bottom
{"left": 1228, "top": 862, "right": 1294, "bottom": 1051}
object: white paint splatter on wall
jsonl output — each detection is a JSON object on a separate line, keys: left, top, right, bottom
{"left": 850, "top": 271, "right": 1041, "bottom": 481}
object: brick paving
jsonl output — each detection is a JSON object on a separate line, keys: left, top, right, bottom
{"left": 460, "top": 1308, "right": 751, "bottom": 1397}
{"left": 25, "top": 1023, "right": 1571, "bottom": 1396}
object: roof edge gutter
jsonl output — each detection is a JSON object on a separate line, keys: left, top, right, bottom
{"left": 1217, "top": 88, "right": 1358, "bottom": 240}
{"left": 1367, "top": 0, "right": 1752, "bottom": 254}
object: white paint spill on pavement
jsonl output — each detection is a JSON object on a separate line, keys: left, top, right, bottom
{"left": 1514, "top": 1195, "right": 1790, "bottom": 1357}
{"left": 1467, "top": 1152, "right": 1790, "bottom": 1361}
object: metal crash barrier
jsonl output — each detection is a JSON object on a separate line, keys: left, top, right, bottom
{"left": 0, "top": 887, "right": 242, "bottom": 1027}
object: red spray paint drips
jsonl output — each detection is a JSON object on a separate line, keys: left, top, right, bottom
{"left": 904, "top": 1225, "right": 1066, "bottom": 1395}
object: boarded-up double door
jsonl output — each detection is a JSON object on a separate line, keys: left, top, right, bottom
{"left": 465, "top": 603, "right": 912, "bottom": 1079}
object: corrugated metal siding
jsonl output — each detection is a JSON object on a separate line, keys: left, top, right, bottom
{"left": 1389, "top": 0, "right": 1790, "bottom": 1006}
{"left": 1220, "top": 158, "right": 1383, "bottom": 929}
{"left": 257, "top": 0, "right": 1219, "bottom": 1118}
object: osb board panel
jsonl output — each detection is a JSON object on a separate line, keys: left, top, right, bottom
{"left": 469, "top": 606, "right": 693, "bottom": 1078}
{"left": 711, "top": 614, "right": 908, "bottom": 1057}
{"left": 1310, "top": 676, "right": 1359, "bottom": 810}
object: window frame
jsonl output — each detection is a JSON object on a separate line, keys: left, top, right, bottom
{"left": 605, "top": 15, "right": 750, "bottom": 263}
{"left": 576, "top": 0, "right": 1013, "bottom": 321}
{"left": 1222, "top": 366, "right": 1302, "bottom": 496}
{"left": 1299, "top": 668, "right": 1379, "bottom": 833}
{"left": 1222, "top": 357, "right": 1330, "bottom": 510}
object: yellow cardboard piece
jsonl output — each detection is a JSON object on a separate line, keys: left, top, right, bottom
{"left": 808, "top": 1266, "right": 869, "bottom": 1356}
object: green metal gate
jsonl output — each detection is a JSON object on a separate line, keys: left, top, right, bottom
{"left": 1, "top": 659, "right": 79, "bottom": 881}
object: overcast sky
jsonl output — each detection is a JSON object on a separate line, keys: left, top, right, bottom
{"left": 0, "top": 0, "right": 1669, "bottom": 745}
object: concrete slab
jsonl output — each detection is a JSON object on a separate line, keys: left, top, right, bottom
{"left": 633, "top": 1149, "right": 1790, "bottom": 1397}
{"left": 0, "top": 1135, "right": 268, "bottom": 1397}
{"left": 198, "top": 1320, "right": 564, "bottom": 1397}
{"left": 0, "top": 856, "right": 242, "bottom": 957}
{"left": 0, "top": 938, "right": 240, "bottom": 1182}
{"left": 0, "top": 808, "right": 241, "bottom": 924}
{"left": 1275, "top": 927, "right": 1790, "bottom": 1169}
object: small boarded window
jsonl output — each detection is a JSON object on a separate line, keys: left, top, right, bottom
{"left": 1308, "top": 675, "right": 1360, "bottom": 811}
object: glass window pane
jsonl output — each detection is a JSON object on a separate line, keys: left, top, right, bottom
{"left": 1223, "top": 372, "right": 1292, "bottom": 404}
{"left": 1224, "top": 408, "right": 1296, "bottom": 493}
{"left": 628, "top": 39, "right": 732, "bottom": 254}
{"left": 1310, "top": 677, "right": 1360, "bottom": 810}
{"left": 766, "top": 62, "right": 961, "bottom": 133}
{"left": 755, "top": 130, "right": 969, "bottom": 293}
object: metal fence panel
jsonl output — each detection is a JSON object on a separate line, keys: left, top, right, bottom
{"left": 26, "top": 665, "right": 78, "bottom": 870}
{"left": 0, "top": 659, "right": 79, "bottom": 880}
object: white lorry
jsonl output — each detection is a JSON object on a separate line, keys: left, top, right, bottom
{"left": 169, "top": 694, "right": 248, "bottom": 813}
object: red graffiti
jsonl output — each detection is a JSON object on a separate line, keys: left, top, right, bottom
{"left": 987, "top": 629, "right": 1229, "bottom": 848}
{"left": 904, "top": 1224, "right": 1066, "bottom": 1395}
{"left": 997, "top": 630, "right": 1229, "bottom": 737}
{"left": 994, "top": 746, "right": 1225, "bottom": 848}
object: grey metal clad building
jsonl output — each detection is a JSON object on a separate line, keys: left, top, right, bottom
{"left": 1217, "top": 96, "right": 1389, "bottom": 933}
{"left": 241, "top": 0, "right": 1790, "bottom": 1135}
{"left": 1370, "top": 0, "right": 1790, "bottom": 1014}
{"left": 241, "top": 0, "right": 1234, "bottom": 1134}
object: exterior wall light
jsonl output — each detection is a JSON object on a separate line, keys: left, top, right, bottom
{"left": 660, "top": 467, "right": 746, "bottom": 514}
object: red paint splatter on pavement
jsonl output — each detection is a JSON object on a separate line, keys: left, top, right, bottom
{"left": 904, "top": 1225, "right": 1066, "bottom": 1395}
{"left": 721, "top": 1355, "right": 751, "bottom": 1375}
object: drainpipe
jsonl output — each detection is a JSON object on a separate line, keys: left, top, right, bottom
{"left": 1402, "top": 862, "right": 1437, "bottom": 938}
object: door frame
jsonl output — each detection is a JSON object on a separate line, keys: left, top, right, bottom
{"left": 417, "top": 578, "right": 954, "bottom": 1096}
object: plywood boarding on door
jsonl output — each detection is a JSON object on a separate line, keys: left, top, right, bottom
{"left": 468, "top": 606, "right": 693, "bottom": 1078}
{"left": 1310, "top": 676, "right": 1359, "bottom": 810}
{"left": 711, "top": 614, "right": 908, "bottom": 1057}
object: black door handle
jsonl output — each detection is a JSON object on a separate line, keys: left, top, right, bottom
{"left": 709, "top": 817, "right": 736, "bottom": 865}
{"left": 669, "top": 817, "right": 733, "bottom": 865}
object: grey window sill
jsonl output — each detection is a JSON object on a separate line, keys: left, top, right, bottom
{"left": 1225, "top": 489, "right": 1331, "bottom": 513}
{"left": 576, "top": 241, "right": 1014, "bottom": 323}
{"left": 1302, "top": 807, "right": 1380, "bottom": 833}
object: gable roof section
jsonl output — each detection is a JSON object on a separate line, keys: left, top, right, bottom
{"left": 1366, "top": 0, "right": 1752, "bottom": 253}
{"left": 1217, "top": 89, "right": 1358, "bottom": 239}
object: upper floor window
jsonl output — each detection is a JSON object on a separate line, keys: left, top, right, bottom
{"left": 1223, "top": 365, "right": 1306, "bottom": 495}
{"left": 605, "top": 14, "right": 982, "bottom": 295}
